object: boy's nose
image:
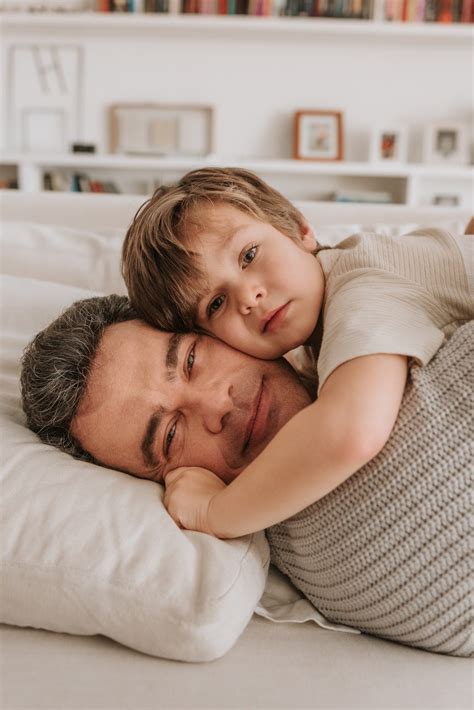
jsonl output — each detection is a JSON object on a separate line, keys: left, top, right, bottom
{"left": 237, "top": 284, "right": 266, "bottom": 315}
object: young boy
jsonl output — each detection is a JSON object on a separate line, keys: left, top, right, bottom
{"left": 122, "top": 167, "right": 473, "bottom": 538}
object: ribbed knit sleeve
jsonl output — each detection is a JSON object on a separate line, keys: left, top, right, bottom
{"left": 315, "top": 229, "right": 473, "bottom": 393}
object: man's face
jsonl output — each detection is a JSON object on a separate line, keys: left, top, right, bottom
{"left": 71, "top": 320, "right": 310, "bottom": 484}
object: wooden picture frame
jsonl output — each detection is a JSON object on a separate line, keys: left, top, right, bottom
{"left": 293, "top": 110, "right": 344, "bottom": 161}
{"left": 109, "top": 103, "right": 215, "bottom": 157}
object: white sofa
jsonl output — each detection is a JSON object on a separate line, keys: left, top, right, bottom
{"left": 1, "top": 190, "right": 472, "bottom": 710}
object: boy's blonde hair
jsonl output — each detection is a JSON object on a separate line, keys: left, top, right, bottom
{"left": 121, "top": 167, "right": 307, "bottom": 332}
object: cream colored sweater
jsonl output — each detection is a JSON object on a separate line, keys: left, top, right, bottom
{"left": 303, "top": 229, "right": 474, "bottom": 393}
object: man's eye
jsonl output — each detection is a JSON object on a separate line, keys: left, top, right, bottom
{"left": 208, "top": 295, "right": 225, "bottom": 317}
{"left": 165, "top": 422, "right": 176, "bottom": 455}
{"left": 187, "top": 345, "right": 196, "bottom": 373}
{"left": 242, "top": 245, "right": 258, "bottom": 266}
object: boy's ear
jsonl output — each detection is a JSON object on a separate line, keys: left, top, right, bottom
{"left": 299, "top": 222, "right": 317, "bottom": 252}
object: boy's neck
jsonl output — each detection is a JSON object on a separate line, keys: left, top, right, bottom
{"left": 305, "top": 313, "right": 324, "bottom": 353}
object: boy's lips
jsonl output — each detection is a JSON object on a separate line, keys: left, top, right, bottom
{"left": 261, "top": 303, "right": 290, "bottom": 334}
{"left": 242, "top": 378, "right": 269, "bottom": 453}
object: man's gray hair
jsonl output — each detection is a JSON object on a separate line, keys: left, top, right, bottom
{"left": 20, "top": 294, "right": 138, "bottom": 462}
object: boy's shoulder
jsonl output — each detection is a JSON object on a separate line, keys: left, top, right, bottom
{"left": 316, "top": 227, "right": 462, "bottom": 279}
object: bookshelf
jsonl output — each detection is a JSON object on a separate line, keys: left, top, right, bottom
{"left": 2, "top": 153, "right": 473, "bottom": 206}
{"left": 1, "top": 13, "right": 473, "bottom": 40}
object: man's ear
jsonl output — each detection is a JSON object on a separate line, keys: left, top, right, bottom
{"left": 299, "top": 222, "right": 317, "bottom": 252}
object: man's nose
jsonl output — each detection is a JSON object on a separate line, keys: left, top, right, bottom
{"left": 187, "top": 379, "right": 234, "bottom": 434}
{"left": 237, "top": 281, "right": 266, "bottom": 315}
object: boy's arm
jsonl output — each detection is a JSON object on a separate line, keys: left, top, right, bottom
{"left": 165, "top": 353, "right": 408, "bottom": 538}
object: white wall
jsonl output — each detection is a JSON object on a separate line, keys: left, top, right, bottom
{"left": 1, "top": 23, "right": 472, "bottom": 163}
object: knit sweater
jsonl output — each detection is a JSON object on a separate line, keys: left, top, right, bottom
{"left": 267, "top": 320, "right": 473, "bottom": 657}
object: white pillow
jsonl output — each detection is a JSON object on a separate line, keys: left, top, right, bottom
{"left": 1, "top": 221, "right": 126, "bottom": 293}
{"left": 0, "top": 274, "right": 270, "bottom": 661}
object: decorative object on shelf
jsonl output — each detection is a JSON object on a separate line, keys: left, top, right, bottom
{"left": 71, "top": 142, "right": 96, "bottom": 153}
{"left": 422, "top": 122, "right": 470, "bottom": 165}
{"left": 369, "top": 125, "right": 408, "bottom": 165}
{"left": 293, "top": 110, "right": 344, "bottom": 162}
{"left": 7, "top": 44, "right": 83, "bottom": 153}
{"left": 433, "top": 194, "right": 460, "bottom": 206}
{"left": 109, "top": 103, "right": 215, "bottom": 157}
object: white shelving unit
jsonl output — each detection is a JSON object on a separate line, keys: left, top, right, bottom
{"left": 1, "top": 12, "right": 473, "bottom": 41}
{"left": 1, "top": 12, "right": 472, "bottom": 205}
{"left": 2, "top": 152, "right": 472, "bottom": 205}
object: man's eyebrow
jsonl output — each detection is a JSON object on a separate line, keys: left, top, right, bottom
{"left": 166, "top": 333, "right": 184, "bottom": 379}
{"left": 141, "top": 406, "right": 165, "bottom": 470}
{"left": 139, "top": 333, "right": 184, "bottom": 475}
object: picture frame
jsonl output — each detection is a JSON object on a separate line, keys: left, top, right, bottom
{"left": 109, "top": 103, "right": 215, "bottom": 157}
{"left": 293, "top": 110, "right": 344, "bottom": 161}
{"left": 422, "top": 122, "right": 470, "bottom": 165}
{"left": 369, "top": 125, "right": 408, "bottom": 164}
{"left": 21, "top": 107, "right": 66, "bottom": 153}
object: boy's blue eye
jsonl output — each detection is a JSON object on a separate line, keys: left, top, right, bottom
{"left": 208, "top": 295, "right": 225, "bottom": 317}
{"left": 242, "top": 246, "right": 257, "bottom": 265}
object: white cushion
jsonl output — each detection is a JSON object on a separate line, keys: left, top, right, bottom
{"left": 2, "top": 218, "right": 468, "bottom": 293}
{"left": 0, "top": 273, "right": 270, "bottom": 661}
{"left": 2, "top": 222, "right": 126, "bottom": 294}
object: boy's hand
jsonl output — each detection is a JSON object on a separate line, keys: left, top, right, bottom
{"left": 163, "top": 467, "right": 226, "bottom": 536}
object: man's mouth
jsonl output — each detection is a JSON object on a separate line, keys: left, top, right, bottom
{"left": 242, "top": 378, "right": 269, "bottom": 453}
{"left": 261, "top": 303, "right": 290, "bottom": 334}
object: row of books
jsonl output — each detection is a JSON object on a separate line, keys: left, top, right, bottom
{"left": 95, "top": 0, "right": 473, "bottom": 20}
{"left": 0, "top": 179, "right": 18, "bottom": 190}
{"left": 43, "top": 172, "right": 121, "bottom": 192}
{"left": 325, "top": 189, "right": 393, "bottom": 203}
{"left": 379, "top": 0, "right": 472, "bottom": 21}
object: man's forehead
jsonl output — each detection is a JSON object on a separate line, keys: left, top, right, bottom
{"left": 102, "top": 319, "right": 170, "bottom": 350}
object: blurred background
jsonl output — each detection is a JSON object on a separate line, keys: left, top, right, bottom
{"left": 0, "top": 2, "right": 472, "bottom": 207}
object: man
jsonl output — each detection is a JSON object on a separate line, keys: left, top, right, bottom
{"left": 21, "top": 294, "right": 311, "bottom": 485}
{"left": 20, "top": 293, "right": 472, "bottom": 656}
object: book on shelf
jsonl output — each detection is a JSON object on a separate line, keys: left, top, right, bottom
{"left": 92, "top": 0, "right": 472, "bottom": 17}
{"left": 326, "top": 189, "right": 393, "bottom": 203}
{"left": 43, "top": 172, "right": 120, "bottom": 193}
{"left": 0, "top": 179, "right": 18, "bottom": 190}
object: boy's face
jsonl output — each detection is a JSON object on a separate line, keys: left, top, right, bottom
{"left": 189, "top": 204, "right": 325, "bottom": 359}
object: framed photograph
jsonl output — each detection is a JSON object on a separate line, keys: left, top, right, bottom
{"left": 293, "top": 110, "right": 344, "bottom": 161}
{"left": 422, "top": 122, "right": 470, "bottom": 165}
{"left": 109, "top": 103, "right": 215, "bottom": 157}
{"left": 370, "top": 125, "right": 408, "bottom": 164}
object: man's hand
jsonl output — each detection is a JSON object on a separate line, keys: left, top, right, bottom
{"left": 163, "top": 467, "right": 227, "bottom": 536}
